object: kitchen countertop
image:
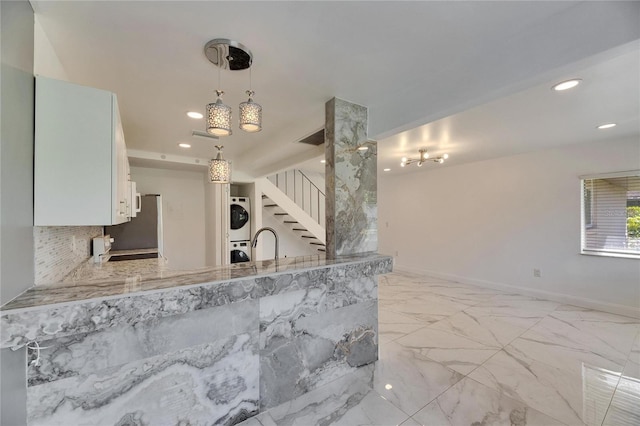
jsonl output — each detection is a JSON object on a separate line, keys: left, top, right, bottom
{"left": 1, "top": 253, "right": 391, "bottom": 312}
{"left": 1, "top": 253, "right": 392, "bottom": 349}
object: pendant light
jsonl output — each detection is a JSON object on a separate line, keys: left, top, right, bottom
{"left": 204, "top": 38, "right": 262, "bottom": 136}
{"left": 209, "top": 145, "right": 231, "bottom": 183}
{"left": 239, "top": 67, "right": 262, "bottom": 132}
{"left": 206, "top": 54, "right": 232, "bottom": 137}
{"left": 207, "top": 90, "right": 232, "bottom": 136}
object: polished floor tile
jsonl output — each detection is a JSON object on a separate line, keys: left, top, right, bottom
{"left": 428, "top": 308, "right": 535, "bottom": 348}
{"left": 468, "top": 348, "right": 620, "bottom": 425}
{"left": 507, "top": 318, "right": 632, "bottom": 376}
{"left": 602, "top": 376, "right": 640, "bottom": 425}
{"left": 242, "top": 271, "right": 640, "bottom": 426}
{"left": 412, "top": 377, "right": 565, "bottom": 426}
{"left": 396, "top": 327, "right": 500, "bottom": 375}
{"left": 383, "top": 295, "right": 469, "bottom": 320}
{"left": 623, "top": 332, "right": 640, "bottom": 379}
{"left": 372, "top": 341, "right": 464, "bottom": 416}
{"left": 258, "top": 365, "right": 407, "bottom": 426}
{"left": 378, "top": 308, "right": 426, "bottom": 343}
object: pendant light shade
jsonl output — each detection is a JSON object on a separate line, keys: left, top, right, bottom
{"left": 239, "top": 90, "right": 262, "bottom": 132}
{"left": 207, "top": 90, "right": 232, "bottom": 136}
{"left": 209, "top": 145, "right": 230, "bottom": 183}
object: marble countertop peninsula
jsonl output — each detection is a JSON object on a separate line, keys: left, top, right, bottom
{"left": 1, "top": 253, "right": 392, "bottom": 348}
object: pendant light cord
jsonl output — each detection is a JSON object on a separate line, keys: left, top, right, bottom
{"left": 217, "top": 61, "right": 221, "bottom": 92}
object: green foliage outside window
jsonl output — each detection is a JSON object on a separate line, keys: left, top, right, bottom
{"left": 628, "top": 206, "right": 640, "bottom": 238}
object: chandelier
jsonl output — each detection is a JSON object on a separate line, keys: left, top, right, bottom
{"left": 401, "top": 149, "right": 449, "bottom": 167}
{"left": 204, "top": 38, "right": 262, "bottom": 136}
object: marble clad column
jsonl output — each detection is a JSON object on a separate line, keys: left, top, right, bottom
{"left": 325, "top": 98, "right": 377, "bottom": 257}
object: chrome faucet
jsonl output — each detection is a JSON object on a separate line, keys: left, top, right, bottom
{"left": 251, "top": 227, "right": 279, "bottom": 261}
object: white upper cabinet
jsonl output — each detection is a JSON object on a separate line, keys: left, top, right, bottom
{"left": 34, "top": 76, "right": 132, "bottom": 226}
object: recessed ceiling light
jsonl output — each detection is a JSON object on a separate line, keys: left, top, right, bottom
{"left": 320, "top": 159, "right": 326, "bottom": 163}
{"left": 552, "top": 79, "right": 582, "bottom": 91}
{"left": 597, "top": 123, "right": 616, "bottom": 130}
{"left": 178, "top": 143, "right": 191, "bottom": 148}
{"left": 187, "top": 111, "right": 203, "bottom": 119}
{"left": 383, "top": 168, "right": 391, "bottom": 172}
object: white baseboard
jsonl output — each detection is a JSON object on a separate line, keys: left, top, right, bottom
{"left": 393, "top": 264, "right": 640, "bottom": 319}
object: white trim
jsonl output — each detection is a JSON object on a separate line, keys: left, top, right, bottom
{"left": 581, "top": 250, "right": 640, "bottom": 260}
{"left": 578, "top": 170, "right": 640, "bottom": 180}
{"left": 392, "top": 264, "right": 640, "bottom": 319}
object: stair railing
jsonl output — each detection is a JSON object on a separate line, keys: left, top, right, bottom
{"left": 268, "top": 169, "right": 325, "bottom": 227}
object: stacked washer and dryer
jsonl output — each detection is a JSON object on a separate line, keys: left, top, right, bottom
{"left": 229, "top": 197, "right": 251, "bottom": 263}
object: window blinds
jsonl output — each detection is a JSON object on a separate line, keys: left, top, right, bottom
{"left": 582, "top": 174, "right": 640, "bottom": 257}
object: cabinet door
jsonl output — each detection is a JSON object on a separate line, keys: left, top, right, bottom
{"left": 112, "top": 98, "right": 129, "bottom": 224}
{"left": 35, "top": 77, "right": 113, "bottom": 225}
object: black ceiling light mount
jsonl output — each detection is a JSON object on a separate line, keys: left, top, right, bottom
{"left": 204, "top": 38, "right": 253, "bottom": 70}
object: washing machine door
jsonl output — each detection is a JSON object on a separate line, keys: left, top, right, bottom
{"left": 230, "top": 204, "right": 249, "bottom": 230}
{"left": 231, "top": 249, "right": 250, "bottom": 263}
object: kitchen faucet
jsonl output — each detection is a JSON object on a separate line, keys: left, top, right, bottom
{"left": 251, "top": 227, "right": 279, "bottom": 261}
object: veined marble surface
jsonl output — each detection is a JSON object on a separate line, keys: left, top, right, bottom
{"left": 325, "top": 97, "right": 377, "bottom": 257}
{"left": 260, "top": 300, "right": 378, "bottom": 409}
{"left": 2, "top": 254, "right": 389, "bottom": 312}
{"left": 28, "top": 333, "right": 259, "bottom": 426}
{"left": 15, "top": 256, "right": 388, "bottom": 425}
{"left": 1, "top": 254, "right": 391, "bottom": 349}
{"left": 238, "top": 271, "right": 640, "bottom": 426}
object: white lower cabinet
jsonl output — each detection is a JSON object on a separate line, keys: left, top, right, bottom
{"left": 34, "top": 76, "right": 133, "bottom": 226}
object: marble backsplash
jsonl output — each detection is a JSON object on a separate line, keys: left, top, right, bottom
{"left": 34, "top": 226, "right": 103, "bottom": 285}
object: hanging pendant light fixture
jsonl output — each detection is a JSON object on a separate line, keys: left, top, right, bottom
{"left": 204, "top": 38, "right": 262, "bottom": 135}
{"left": 209, "top": 145, "right": 231, "bottom": 183}
{"left": 239, "top": 90, "right": 262, "bottom": 132}
{"left": 206, "top": 49, "right": 232, "bottom": 136}
{"left": 239, "top": 67, "right": 262, "bottom": 132}
{"left": 207, "top": 89, "right": 232, "bottom": 136}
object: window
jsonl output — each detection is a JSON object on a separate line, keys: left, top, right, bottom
{"left": 581, "top": 171, "right": 640, "bottom": 258}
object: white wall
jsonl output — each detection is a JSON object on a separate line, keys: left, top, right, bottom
{"left": 268, "top": 170, "right": 326, "bottom": 227}
{"left": 34, "top": 15, "right": 68, "bottom": 80}
{"left": 259, "top": 212, "right": 320, "bottom": 261}
{"left": 131, "top": 166, "right": 206, "bottom": 270}
{"left": 1, "top": 1, "right": 34, "bottom": 422}
{"left": 1, "top": 0, "right": 34, "bottom": 305}
{"left": 379, "top": 137, "right": 640, "bottom": 317}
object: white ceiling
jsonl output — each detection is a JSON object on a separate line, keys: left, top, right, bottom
{"left": 30, "top": 1, "right": 640, "bottom": 180}
{"left": 379, "top": 45, "right": 640, "bottom": 175}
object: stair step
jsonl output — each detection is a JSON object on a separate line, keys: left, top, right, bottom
{"left": 284, "top": 220, "right": 298, "bottom": 224}
{"left": 310, "top": 242, "right": 325, "bottom": 246}
{"left": 317, "top": 249, "right": 326, "bottom": 252}
{"left": 301, "top": 236, "right": 316, "bottom": 239}
{"left": 292, "top": 228, "right": 307, "bottom": 231}
{"left": 264, "top": 204, "right": 277, "bottom": 207}
{"left": 274, "top": 213, "right": 288, "bottom": 216}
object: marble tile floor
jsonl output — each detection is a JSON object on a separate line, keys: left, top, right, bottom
{"left": 240, "top": 271, "right": 640, "bottom": 426}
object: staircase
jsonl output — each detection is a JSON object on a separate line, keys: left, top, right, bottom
{"left": 259, "top": 170, "right": 326, "bottom": 253}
